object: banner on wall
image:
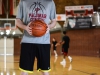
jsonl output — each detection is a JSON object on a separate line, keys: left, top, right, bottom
{"left": 68, "top": 17, "right": 92, "bottom": 29}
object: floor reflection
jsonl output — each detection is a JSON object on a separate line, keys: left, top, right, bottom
{"left": 0, "top": 55, "right": 100, "bottom": 75}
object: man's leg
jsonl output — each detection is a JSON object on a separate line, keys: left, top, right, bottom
{"left": 53, "top": 47, "right": 58, "bottom": 57}
{"left": 62, "top": 53, "right": 66, "bottom": 62}
{"left": 67, "top": 48, "right": 72, "bottom": 63}
{"left": 60, "top": 53, "right": 66, "bottom": 64}
{"left": 37, "top": 44, "right": 51, "bottom": 75}
{"left": 19, "top": 43, "right": 36, "bottom": 75}
{"left": 60, "top": 48, "right": 67, "bottom": 64}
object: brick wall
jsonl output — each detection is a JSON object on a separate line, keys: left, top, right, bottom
{"left": 51, "top": 28, "right": 100, "bottom": 57}
{"left": 70, "top": 28, "right": 100, "bottom": 57}
{"left": 14, "top": 28, "right": 100, "bottom": 57}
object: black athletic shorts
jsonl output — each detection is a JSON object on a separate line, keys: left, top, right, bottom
{"left": 53, "top": 46, "right": 56, "bottom": 50}
{"left": 19, "top": 43, "right": 51, "bottom": 73}
{"left": 62, "top": 47, "right": 68, "bottom": 55}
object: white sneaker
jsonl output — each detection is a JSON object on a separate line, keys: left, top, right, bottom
{"left": 62, "top": 63, "right": 66, "bottom": 68}
{"left": 68, "top": 56, "right": 72, "bottom": 63}
{"left": 60, "top": 60, "right": 66, "bottom": 65}
{"left": 60, "top": 61, "right": 66, "bottom": 68}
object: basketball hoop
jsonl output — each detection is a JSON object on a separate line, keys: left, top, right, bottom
{"left": 5, "top": 26, "right": 11, "bottom": 30}
{"left": 4, "top": 23, "right": 11, "bottom": 31}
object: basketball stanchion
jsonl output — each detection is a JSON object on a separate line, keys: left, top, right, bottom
{"left": 0, "top": 19, "right": 17, "bottom": 72}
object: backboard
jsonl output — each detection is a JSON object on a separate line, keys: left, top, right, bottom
{"left": 0, "top": 19, "right": 16, "bottom": 30}
{"left": 0, "top": 19, "right": 23, "bottom": 37}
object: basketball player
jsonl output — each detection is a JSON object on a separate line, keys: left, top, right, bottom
{"left": 52, "top": 38, "right": 58, "bottom": 57}
{"left": 59, "top": 31, "right": 72, "bottom": 65}
{"left": 16, "top": 0, "right": 56, "bottom": 75}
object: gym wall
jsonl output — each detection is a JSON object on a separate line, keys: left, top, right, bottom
{"left": 14, "top": 28, "right": 100, "bottom": 57}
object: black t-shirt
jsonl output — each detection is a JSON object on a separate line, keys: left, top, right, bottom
{"left": 62, "top": 36, "right": 70, "bottom": 48}
{"left": 52, "top": 41, "right": 57, "bottom": 47}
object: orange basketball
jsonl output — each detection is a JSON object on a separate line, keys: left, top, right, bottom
{"left": 30, "top": 20, "right": 47, "bottom": 37}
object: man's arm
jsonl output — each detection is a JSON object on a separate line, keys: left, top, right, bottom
{"left": 16, "top": 19, "right": 32, "bottom": 35}
{"left": 55, "top": 41, "right": 65, "bottom": 46}
{"left": 48, "top": 19, "right": 56, "bottom": 29}
{"left": 16, "top": 19, "right": 26, "bottom": 30}
{"left": 60, "top": 41, "right": 65, "bottom": 45}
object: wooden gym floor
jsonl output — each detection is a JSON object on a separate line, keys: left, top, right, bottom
{"left": 0, "top": 55, "right": 100, "bottom": 75}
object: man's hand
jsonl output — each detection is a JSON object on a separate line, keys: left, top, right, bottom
{"left": 55, "top": 43, "right": 60, "bottom": 46}
{"left": 46, "top": 25, "right": 50, "bottom": 34}
{"left": 25, "top": 22, "right": 32, "bottom": 35}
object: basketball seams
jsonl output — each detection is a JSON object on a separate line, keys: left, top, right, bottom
{"left": 32, "top": 28, "right": 47, "bottom": 31}
{"left": 32, "top": 21, "right": 47, "bottom": 28}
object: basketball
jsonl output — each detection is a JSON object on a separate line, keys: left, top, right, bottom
{"left": 30, "top": 20, "right": 47, "bottom": 37}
